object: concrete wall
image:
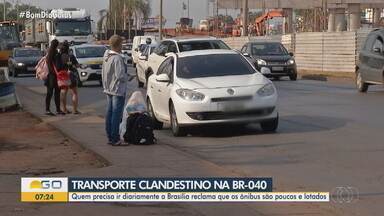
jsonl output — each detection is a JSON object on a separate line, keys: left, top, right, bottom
{"left": 221, "top": 29, "right": 373, "bottom": 74}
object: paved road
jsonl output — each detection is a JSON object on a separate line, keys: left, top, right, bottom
{"left": 12, "top": 66, "right": 384, "bottom": 215}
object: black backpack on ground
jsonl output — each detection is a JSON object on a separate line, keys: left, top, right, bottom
{"left": 123, "top": 113, "right": 156, "bottom": 145}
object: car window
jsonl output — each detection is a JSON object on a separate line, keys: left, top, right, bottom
{"left": 154, "top": 41, "right": 168, "bottom": 55}
{"left": 372, "top": 37, "right": 384, "bottom": 55}
{"left": 241, "top": 45, "right": 247, "bottom": 53}
{"left": 168, "top": 42, "right": 178, "bottom": 53}
{"left": 251, "top": 43, "right": 288, "bottom": 56}
{"left": 177, "top": 54, "right": 255, "bottom": 79}
{"left": 15, "top": 49, "right": 42, "bottom": 57}
{"left": 177, "top": 40, "right": 230, "bottom": 52}
{"left": 157, "top": 57, "right": 173, "bottom": 75}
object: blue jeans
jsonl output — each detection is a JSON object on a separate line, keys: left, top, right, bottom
{"left": 105, "top": 94, "right": 125, "bottom": 143}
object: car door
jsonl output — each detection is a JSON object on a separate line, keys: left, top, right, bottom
{"left": 150, "top": 57, "right": 174, "bottom": 120}
{"left": 367, "top": 35, "right": 384, "bottom": 83}
{"left": 149, "top": 41, "right": 169, "bottom": 73}
{"left": 137, "top": 46, "right": 149, "bottom": 82}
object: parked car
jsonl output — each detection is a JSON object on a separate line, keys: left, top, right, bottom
{"left": 70, "top": 44, "right": 107, "bottom": 86}
{"left": 241, "top": 42, "right": 297, "bottom": 80}
{"left": 8, "top": 48, "right": 43, "bottom": 77}
{"left": 122, "top": 43, "right": 133, "bottom": 64}
{"left": 136, "top": 44, "right": 157, "bottom": 88}
{"left": 144, "top": 37, "right": 230, "bottom": 86}
{"left": 132, "top": 36, "right": 158, "bottom": 67}
{"left": 356, "top": 28, "right": 384, "bottom": 92}
{"left": 146, "top": 49, "right": 279, "bottom": 136}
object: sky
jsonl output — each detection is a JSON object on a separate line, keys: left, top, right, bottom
{"left": 15, "top": 0, "right": 240, "bottom": 27}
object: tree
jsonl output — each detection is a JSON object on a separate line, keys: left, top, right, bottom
{"left": 108, "top": 0, "right": 151, "bottom": 39}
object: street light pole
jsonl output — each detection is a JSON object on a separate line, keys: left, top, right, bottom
{"left": 3, "top": 0, "right": 6, "bottom": 21}
{"left": 159, "top": 0, "right": 163, "bottom": 40}
{"left": 187, "top": 0, "right": 190, "bottom": 18}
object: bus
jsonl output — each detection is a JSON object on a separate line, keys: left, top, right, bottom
{"left": 0, "top": 21, "right": 21, "bottom": 66}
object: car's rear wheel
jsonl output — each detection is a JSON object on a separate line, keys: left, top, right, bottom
{"left": 136, "top": 68, "right": 144, "bottom": 88}
{"left": 147, "top": 98, "right": 163, "bottom": 130}
{"left": 260, "top": 114, "right": 279, "bottom": 133}
{"left": 169, "top": 103, "right": 187, "bottom": 137}
{"left": 356, "top": 69, "right": 368, "bottom": 93}
{"left": 289, "top": 73, "right": 297, "bottom": 81}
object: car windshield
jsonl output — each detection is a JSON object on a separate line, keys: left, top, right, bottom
{"left": 123, "top": 44, "right": 132, "bottom": 50}
{"left": 251, "top": 43, "right": 288, "bottom": 56}
{"left": 55, "top": 20, "right": 92, "bottom": 36}
{"left": 177, "top": 54, "right": 255, "bottom": 79}
{"left": 75, "top": 46, "right": 106, "bottom": 58}
{"left": 178, "top": 40, "right": 230, "bottom": 52}
{"left": 15, "top": 49, "right": 42, "bottom": 57}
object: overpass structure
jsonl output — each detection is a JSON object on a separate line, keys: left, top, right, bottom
{"left": 218, "top": 0, "right": 384, "bottom": 34}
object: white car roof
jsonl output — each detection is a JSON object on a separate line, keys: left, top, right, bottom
{"left": 177, "top": 49, "right": 238, "bottom": 58}
{"left": 71, "top": 44, "right": 106, "bottom": 48}
{"left": 164, "top": 37, "right": 219, "bottom": 42}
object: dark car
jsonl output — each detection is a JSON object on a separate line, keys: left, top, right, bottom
{"left": 241, "top": 42, "right": 297, "bottom": 80}
{"left": 356, "top": 29, "right": 384, "bottom": 92}
{"left": 8, "top": 48, "right": 43, "bottom": 77}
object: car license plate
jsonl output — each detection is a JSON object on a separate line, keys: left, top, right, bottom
{"left": 272, "top": 67, "right": 284, "bottom": 71}
{"left": 27, "top": 67, "right": 35, "bottom": 71}
{"left": 218, "top": 102, "right": 245, "bottom": 112}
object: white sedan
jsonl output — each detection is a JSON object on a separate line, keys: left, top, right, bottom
{"left": 146, "top": 49, "right": 278, "bottom": 136}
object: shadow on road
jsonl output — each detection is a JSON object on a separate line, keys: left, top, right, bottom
{"left": 182, "top": 115, "right": 348, "bottom": 138}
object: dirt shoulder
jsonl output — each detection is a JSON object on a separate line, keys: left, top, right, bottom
{"left": 0, "top": 110, "right": 107, "bottom": 176}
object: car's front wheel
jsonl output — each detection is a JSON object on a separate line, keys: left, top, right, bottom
{"left": 260, "top": 115, "right": 279, "bottom": 133}
{"left": 289, "top": 73, "right": 297, "bottom": 81}
{"left": 147, "top": 98, "right": 163, "bottom": 130}
{"left": 169, "top": 103, "right": 187, "bottom": 137}
{"left": 356, "top": 69, "right": 368, "bottom": 93}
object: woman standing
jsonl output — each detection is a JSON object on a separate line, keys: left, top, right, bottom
{"left": 58, "top": 41, "right": 81, "bottom": 114}
{"left": 45, "top": 39, "right": 64, "bottom": 115}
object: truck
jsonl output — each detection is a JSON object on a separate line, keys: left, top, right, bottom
{"left": 25, "top": 8, "right": 93, "bottom": 49}
{"left": 0, "top": 21, "right": 21, "bottom": 66}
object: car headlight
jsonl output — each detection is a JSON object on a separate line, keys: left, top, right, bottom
{"left": 287, "top": 59, "right": 295, "bottom": 65}
{"left": 80, "top": 64, "right": 89, "bottom": 69}
{"left": 256, "top": 59, "right": 267, "bottom": 66}
{"left": 176, "top": 89, "right": 205, "bottom": 101}
{"left": 257, "top": 83, "right": 275, "bottom": 97}
{"left": 17, "top": 62, "right": 24, "bottom": 67}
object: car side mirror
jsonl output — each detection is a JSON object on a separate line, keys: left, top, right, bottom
{"left": 139, "top": 55, "right": 147, "bottom": 61}
{"left": 243, "top": 52, "right": 251, "bottom": 57}
{"left": 289, "top": 52, "right": 294, "bottom": 57}
{"left": 156, "top": 73, "right": 170, "bottom": 82}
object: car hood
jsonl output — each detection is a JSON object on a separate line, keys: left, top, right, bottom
{"left": 14, "top": 56, "right": 42, "bottom": 63}
{"left": 76, "top": 57, "right": 103, "bottom": 65}
{"left": 175, "top": 73, "right": 269, "bottom": 90}
{"left": 251, "top": 55, "right": 291, "bottom": 61}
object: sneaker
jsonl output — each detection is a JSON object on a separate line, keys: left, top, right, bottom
{"left": 45, "top": 111, "right": 55, "bottom": 116}
{"left": 56, "top": 111, "right": 66, "bottom": 115}
{"left": 110, "top": 140, "right": 123, "bottom": 146}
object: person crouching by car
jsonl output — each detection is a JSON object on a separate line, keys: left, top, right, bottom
{"left": 102, "top": 35, "right": 129, "bottom": 146}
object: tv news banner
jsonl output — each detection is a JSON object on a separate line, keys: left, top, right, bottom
{"left": 21, "top": 177, "right": 329, "bottom": 202}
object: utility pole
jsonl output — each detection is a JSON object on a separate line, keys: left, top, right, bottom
{"left": 3, "top": 0, "right": 6, "bottom": 21}
{"left": 159, "top": 0, "right": 163, "bottom": 40}
{"left": 187, "top": 0, "right": 190, "bottom": 18}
